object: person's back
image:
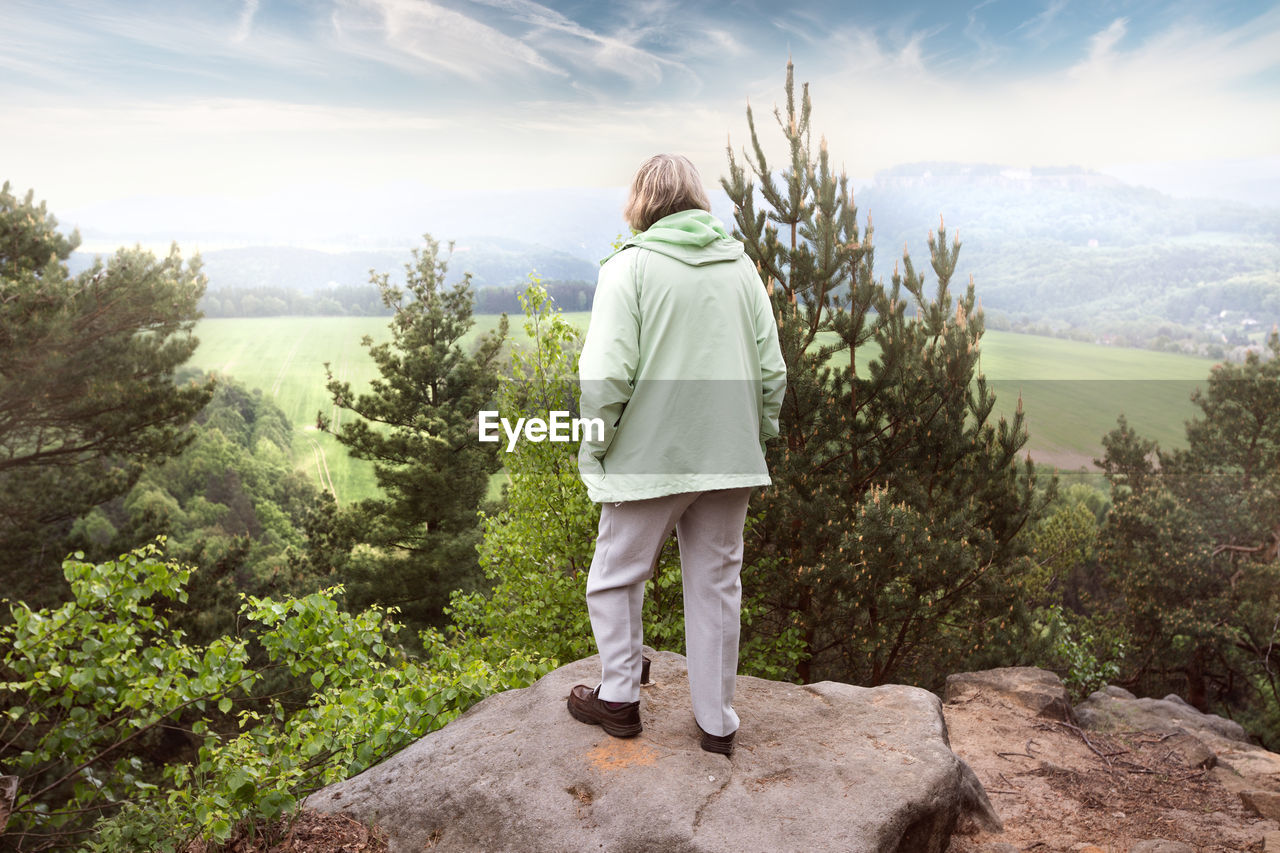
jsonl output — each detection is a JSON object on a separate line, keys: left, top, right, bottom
{"left": 621, "top": 218, "right": 765, "bottom": 381}
{"left": 579, "top": 208, "right": 784, "bottom": 502}
{"left": 568, "top": 154, "right": 786, "bottom": 756}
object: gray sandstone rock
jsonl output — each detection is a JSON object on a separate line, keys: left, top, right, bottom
{"left": 943, "top": 667, "right": 1076, "bottom": 723}
{"left": 307, "top": 650, "right": 1002, "bottom": 853}
{"left": 1075, "top": 690, "right": 1248, "bottom": 742}
{"left": 0, "top": 775, "right": 17, "bottom": 832}
{"left": 1240, "top": 789, "right": 1280, "bottom": 821}
{"left": 1075, "top": 685, "right": 1280, "bottom": 799}
{"left": 1162, "top": 729, "right": 1217, "bottom": 770}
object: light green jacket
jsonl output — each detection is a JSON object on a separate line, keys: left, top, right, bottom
{"left": 577, "top": 209, "right": 787, "bottom": 503}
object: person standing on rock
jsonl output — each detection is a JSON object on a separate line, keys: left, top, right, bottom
{"left": 567, "top": 153, "right": 786, "bottom": 756}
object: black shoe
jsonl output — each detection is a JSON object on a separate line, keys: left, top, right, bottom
{"left": 641, "top": 655, "right": 651, "bottom": 685}
{"left": 568, "top": 685, "right": 642, "bottom": 737}
{"left": 697, "top": 723, "right": 735, "bottom": 755}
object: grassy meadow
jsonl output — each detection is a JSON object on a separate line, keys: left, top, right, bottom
{"left": 189, "top": 313, "right": 1213, "bottom": 501}
{"left": 967, "top": 332, "right": 1209, "bottom": 476}
{"left": 188, "top": 313, "right": 592, "bottom": 503}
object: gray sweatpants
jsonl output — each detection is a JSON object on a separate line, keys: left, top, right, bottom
{"left": 585, "top": 487, "right": 753, "bottom": 738}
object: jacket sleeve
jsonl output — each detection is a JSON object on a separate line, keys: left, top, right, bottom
{"left": 578, "top": 251, "right": 640, "bottom": 479}
{"left": 753, "top": 272, "right": 787, "bottom": 451}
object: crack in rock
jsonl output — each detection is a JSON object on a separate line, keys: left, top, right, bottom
{"left": 691, "top": 760, "right": 734, "bottom": 833}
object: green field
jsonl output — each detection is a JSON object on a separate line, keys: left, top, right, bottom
{"left": 188, "top": 314, "right": 592, "bottom": 503}
{"left": 189, "top": 314, "right": 1213, "bottom": 500}
{"left": 190, "top": 317, "right": 389, "bottom": 504}
{"left": 969, "top": 332, "right": 1209, "bottom": 475}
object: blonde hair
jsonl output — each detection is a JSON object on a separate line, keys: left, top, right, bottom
{"left": 623, "top": 154, "right": 711, "bottom": 232}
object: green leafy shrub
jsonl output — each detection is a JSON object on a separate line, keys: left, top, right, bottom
{"left": 64, "top": 375, "right": 332, "bottom": 646}
{"left": 1030, "top": 604, "right": 1124, "bottom": 700}
{"left": 1, "top": 542, "right": 542, "bottom": 851}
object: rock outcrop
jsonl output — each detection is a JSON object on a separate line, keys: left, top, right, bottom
{"left": 1077, "top": 683, "right": 1280, "bottom": 823}
{"left": 942, "top": 668, "right": 1280, "bottom": 851}
{"left": 307, "top": 650, "right": 1001, "bottom": 853}
{"left": 944, "top": 667, "right": 1076, "bottom": 724}
{"left": 1075, "top": 686, "right": 1248, "bottom": 742}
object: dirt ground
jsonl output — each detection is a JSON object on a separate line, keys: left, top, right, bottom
{"left": 943, "top": 690, "right": 1280, "bottom": 853}
{"left": 187, "top": 811, "right": 388, "bottom": 853}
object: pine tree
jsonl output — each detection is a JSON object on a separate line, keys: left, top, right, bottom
{"left": 322, "top": 236, "right": 508, "bottom": 631}
{"left": 442, "top": 283, "right": 611, "bottom": 665}
{"left": 722, "top": 64, "right": 1047, "bottom": 686}
{"left": 1098, "top": 331, "right": 1280, "bottom": 744}
{"left": 0, "top": 181, "right": 212, "bottom": 600}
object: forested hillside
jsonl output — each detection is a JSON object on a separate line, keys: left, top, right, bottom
{"left": 858, "top": 163, "right": 1280, "bottom": 353}
{"left": 198, "top": 278, "right": 596, "bottom": 317}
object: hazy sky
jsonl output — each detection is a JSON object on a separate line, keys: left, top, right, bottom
{"left": 3, "top": 0, "right": 1278, "bottom": 247}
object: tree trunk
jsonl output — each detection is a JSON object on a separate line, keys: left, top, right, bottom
{"left": 1186, "top": 645, "right": 1209, "bottom": 711}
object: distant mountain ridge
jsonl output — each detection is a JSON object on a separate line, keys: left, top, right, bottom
{"left": 872, "top": 162, "right": 1127, "bottom": 192}
{"left": 68, "top": 236, "right": 600, "bottom": 292}
{"left": 64, "top": 163, "right": 1280, "bottom": 351}
{"left": 859, "top": 161, "right": 1279, "bottom": 249}
{"left": 851, "top": 162, "right": 1280, "bottom": 352}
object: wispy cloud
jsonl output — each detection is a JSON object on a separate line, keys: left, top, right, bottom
{"left": 817, "top": 24, "right": 946, "bottom": 78}
{"left": 0, "top": 0, "right": 330, "bottom": 92}
{"left": 473, "top": 0, "right": 691, "bottom": 89}
{"left": 317, "top": 0, "right": 697, "bottom": 92}
{"left": 767, "top": 14, "right": 822, "bottom": 47}
{"left": 233, "top": 0, "right": 259, "bottom": 43}
{"left": 705, "top": 29, "right": 746, "bottom": 57}
{"left": 1065, "top": 11, "right": 1280, "bottom": 91}
{"left": 3, "top": 0, "right": 1278, "bottom": 215}
{"left": 789, "top": 6, "right": 1280, "bottom": 177}
{"left": 1076, "top": 16, "right": 1127, "bottom": 70}
{"left": 1015, "top": 0, "right": 1070, "bottom": 46}
{"left": 331, "top": 0, "right": 564, "bottom": 81}
{"left": 963, "top": 0, "right": 1005, "bottom": 70}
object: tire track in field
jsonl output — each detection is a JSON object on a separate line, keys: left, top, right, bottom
{"left": 270, "top": 337, "right": 303, "bottom": 398}
{"left": 305, "top": 433, "right": 338, "bottom": 504}
{"left": 219, "top": 340, "right": 246, "bottom": 376}
{"left": 329, "top": 359, "right": 350, "bottom": 432}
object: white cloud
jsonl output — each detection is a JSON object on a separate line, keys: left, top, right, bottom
{"left": 4, "top": 0, "right": 1278, "bottom": 231}
{"left": 780, "top": 10, "right": 1280, "bottom": 179}
{"left": 1073, "top": 17, "right": 1128, "bottom": 75}
{"left": 1015, "top": 0, "right": 1070, "bottom": 45}
{"left": 468, "top": 0, "right": 688, "bottom": 88}
{"left": 0, "top": 0, "right": 331, "bottom": 88}
{"left": 963, "top": 0, "right": 1005, "bottom": 70}
{"left": 331, "top": 0, "right": 563, "bottom": 80}
{"left": 0, "top": 97, "right": 453, "bottom": 209}
{"left": 233, "top": 0, "right": 259, "bottom": 43}
{"left": 705, "top": 29, "right": 745, "bottom": 57}
{"left": 0, "top": 90, "right": 739, "bottom": 217}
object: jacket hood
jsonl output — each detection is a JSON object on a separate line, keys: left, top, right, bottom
{"left": 603, "top": 209, "right": 744, "bottom": 266}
